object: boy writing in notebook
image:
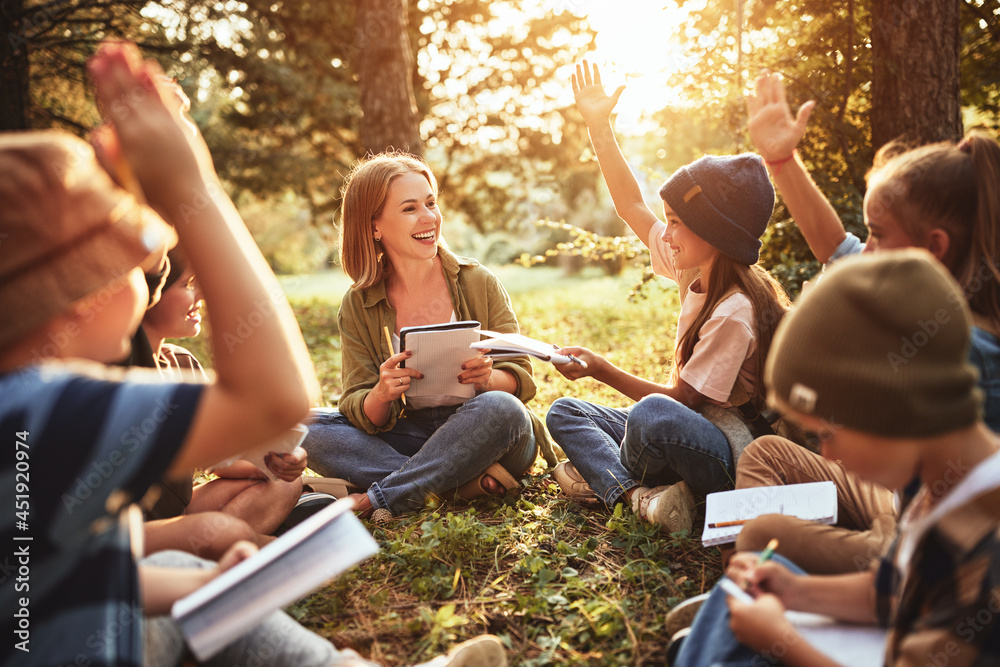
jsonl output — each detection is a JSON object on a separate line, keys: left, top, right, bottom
{"left": 674, "top": 250, "right": 1000, "bottom": 666}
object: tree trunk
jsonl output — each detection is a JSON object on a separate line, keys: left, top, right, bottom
{"left": 0, "top": 0, "right": 30, "bottom": 130}
{"left": 354, "top": 0, "right": 422, "bottom": 156}
{"left": 871, "top": 0, "right": 963, "bottom": 150}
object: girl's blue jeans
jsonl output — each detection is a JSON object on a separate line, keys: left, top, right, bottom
{"left": 303, "top": 391, "right": 537, "bottom": 516}
{"left": 545, "top": 394, "right": 734, "bottom": 508}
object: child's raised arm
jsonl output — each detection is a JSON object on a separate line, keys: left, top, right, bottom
{"left": 88, "top": 43, "right": 319, "bottom": 475}
{"left": 573, "top": 60, "right": 660, "bottom": 244}
{"left": 746, "top": 72, "right": 846, "bottom": 264}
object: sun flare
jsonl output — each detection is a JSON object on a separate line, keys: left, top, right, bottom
{"left": 565, "top": 0, "right": 701, "bottom": 128}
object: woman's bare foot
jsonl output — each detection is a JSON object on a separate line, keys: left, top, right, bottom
{"left": 480, "top": 474, "right": 505, "bottom": 496}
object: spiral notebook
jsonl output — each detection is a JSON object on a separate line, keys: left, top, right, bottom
{"left": 701, "top": 481, "right": 838, "bottom": 547}
{"left": 399, "top": 320, "right": 481, "bottom": 400}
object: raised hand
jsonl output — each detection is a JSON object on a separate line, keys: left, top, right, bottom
{"left": 87, "top": 42, "right": 204, "bottom": 211}
{"left": 746, "top": 71, "right": 816, "bottom": 162}
{"left": 572, "top": 60, "right": 626, "bottom": 127}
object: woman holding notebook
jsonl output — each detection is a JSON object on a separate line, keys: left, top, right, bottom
{"left": 302, "top": 152, "right": 544, "bottom": 521}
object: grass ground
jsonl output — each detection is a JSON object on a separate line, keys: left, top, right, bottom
{"left": 202, "top": 265, "right": 727, "bottom": 665}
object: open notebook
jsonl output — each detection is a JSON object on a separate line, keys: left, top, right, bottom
{"left": 722, "top": 578, "right": 887, "bottom": 665}
{"left": 399, "top": 320, "right": 481, "bottom": 401}
{"left": 171, "top": 497, "right": 379, "bottom": 661}
{"left": 470, "top": 330, "right": 575, "bottom": 364}
{"left": 701, "top": 481, "right": 838, "bottom": 547}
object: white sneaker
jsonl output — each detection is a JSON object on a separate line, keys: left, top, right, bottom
{"left": 631, "top": 482, "right": 696, "bottom": 534}
{"left": 413, "top": 635, "right": 507, "bottom": 667}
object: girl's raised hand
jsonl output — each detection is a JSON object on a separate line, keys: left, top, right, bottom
{"left": 572, "top": 60, "right": 626, "bottom": 127}
{"left": 746, "top": 71, "right": 816, "bottom": 163}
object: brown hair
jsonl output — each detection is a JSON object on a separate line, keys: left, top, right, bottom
{"left": 675, "top": 256, "right": 792, "bottom": 412}
{"left": 866, "top": 130, "right": 1000, "bottom": 332}
{"left": 338, "top": 151, "right": 438, "bottom": 289}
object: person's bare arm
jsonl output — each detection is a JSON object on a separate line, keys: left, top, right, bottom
{"left": 729, "top": 553, "right": 878, "bottom": 624}
{"left": 553, "top": 346, "right": 708, "bottom": 407}
{"left": 726, "top": 555, "right": 877, "bottom": 667}
{"left": 140, "top": 541, "right": 256, "bottom": 615}
{"left": 573, "top": 61, "right": 661, "bottom": 245}
{"left": 747, "top": 72, "right": 847, "bottom": 264}
{"left": 88, "top": 44, "right": 319, "bottom": 475}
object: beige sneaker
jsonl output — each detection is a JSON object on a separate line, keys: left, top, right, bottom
{"left": 632, "top": 481, "right": 696, "bottom": 534}
{"left": 551, "top": 461, "right": 600, "bottom": 505}
{"left": 414, "top": 634, "right": 507, "bottom": 667}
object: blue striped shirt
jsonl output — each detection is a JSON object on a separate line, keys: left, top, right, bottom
{"left": 1, "top": 363, "right": 203, "bottom": 667}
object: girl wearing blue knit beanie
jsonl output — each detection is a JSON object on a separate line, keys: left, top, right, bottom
{"left": 546, "top": 61, "right": 791, "bottom": 533}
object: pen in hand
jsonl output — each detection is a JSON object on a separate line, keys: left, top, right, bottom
{"left": 742, "top": 538, "right": 779, "bottom": 592}
{"left": 553, "top": 344, "right": 588, "bottom": 368}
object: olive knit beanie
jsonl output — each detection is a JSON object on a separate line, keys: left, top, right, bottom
{"left": 658, "top": 153, "right": 774, "bottom": 265}
{"left": 765, "top": 249, "right": 981, "bottom": 438}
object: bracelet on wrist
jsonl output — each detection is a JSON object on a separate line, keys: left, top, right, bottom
{"left": 765, "top": 151, "right": 796, "bottom": 176}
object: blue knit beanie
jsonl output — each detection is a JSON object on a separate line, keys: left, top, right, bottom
{"left": 658, "top": 154, "right": 774, "bottom": 265}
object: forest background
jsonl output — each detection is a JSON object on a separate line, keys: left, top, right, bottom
{"left": 4, "top": 0, "right": 999, "bottom": 295}
{"left": 4, "top": 1, "right": 1000, "bottom": 664}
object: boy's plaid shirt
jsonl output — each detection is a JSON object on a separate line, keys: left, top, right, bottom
{"left": 875, "top": 484, "right": 1000, "bottom": 666}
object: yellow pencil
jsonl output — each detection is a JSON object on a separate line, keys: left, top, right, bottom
{"left": 383, "top": 325, "right": 405, "bottom": 406}
{"left": 708, "top": 519, "right": 750, "bottom": 529}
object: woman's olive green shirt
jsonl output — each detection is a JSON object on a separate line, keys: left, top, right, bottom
{"left": 336, "top": 246, "right": 558, "bottom": 465}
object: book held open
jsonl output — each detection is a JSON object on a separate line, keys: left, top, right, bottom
{"left": 171, "top": 497, "right": 379, "bottom": 661}
{"left": 471, "top": 329, "right": 576, "bottom": 364}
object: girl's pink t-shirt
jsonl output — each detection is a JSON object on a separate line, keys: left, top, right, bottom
{"left": 648, "top": 221, "right": 757, "bottom": 406}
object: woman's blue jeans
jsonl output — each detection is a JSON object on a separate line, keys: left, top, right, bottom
{"left": 545, "top": 394, "right": 734, "bottom": 508}
{"left": 303, "top": 391, "right": 537, "bottom": 516}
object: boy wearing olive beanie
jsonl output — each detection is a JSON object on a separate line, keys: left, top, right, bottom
{"left": 675, "top": 250, "right": 1000, "bottom": 667}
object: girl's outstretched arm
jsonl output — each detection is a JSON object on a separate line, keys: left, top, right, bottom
{"left": 88, "top": 43, "right": 320, "bottom": 475}
{"left": 573, "top": 60, "right": 660, "bottom": 245}
{"left": 746, "top": 72, "right": 846, "bottom": 264}
{"left": 554, "top": 346, "right": 707, "bottom": 406}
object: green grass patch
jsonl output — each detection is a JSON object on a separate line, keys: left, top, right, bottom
{"left": 197, "top": 265, "right": 723, "bottom": 665}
